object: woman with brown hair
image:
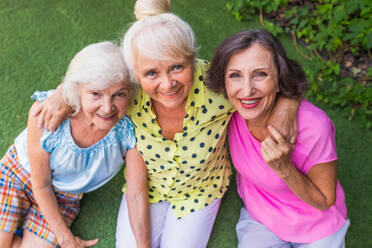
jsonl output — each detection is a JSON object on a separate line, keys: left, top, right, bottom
{"left": 208, "top": 29, "right": 349, "bottom": 248}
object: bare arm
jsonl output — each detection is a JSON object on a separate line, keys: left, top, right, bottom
{"left": 31, "top": 83, "right": 73, "bottom": 132}
{"left": 268, "top": 96, "right": 300, "bottom": 144}
{"left": 27, "top": 103, "right": 98, "bottom": 248}
{"left": 261, "top": 126, "right": 337, "bottom": 210}
{"left": 125, "top": 147, "right": 151, "bottom": 248}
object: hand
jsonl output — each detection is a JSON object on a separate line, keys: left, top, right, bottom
{"left": 58, "top": 234, "right": 99, "bottom": 248}
{"left": 268, "top": 96, "right": 299, "bottom": 144}
{"left": 31, "top": 87, "right": 72, "bottom": 132}
{"left": 261, "top": 125, "right": 294, "bottom": 178}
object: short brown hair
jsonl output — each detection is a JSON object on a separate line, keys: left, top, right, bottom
{"left": 207, "top": 29, "right": 308, "bottom": 98}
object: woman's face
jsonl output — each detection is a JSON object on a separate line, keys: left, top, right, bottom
{"left": 225, "top": 43, "right": 279, "bottom": 123}
{"left": 133, "top": 53, "right": 194, "bottom": 111}
{"left": 79, "top": 82, "right": 130, "bottom": 131}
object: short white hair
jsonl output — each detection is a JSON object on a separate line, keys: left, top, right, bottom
{"left": 62, "top": 41, "right": 131, "bottom": 114}
{"left": 121, "top": 0, "right": 197, "bottom": 83}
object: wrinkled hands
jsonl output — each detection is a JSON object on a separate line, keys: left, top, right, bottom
{"left": 31, "top": 86, "right": 72, "bottom": 132}
{"left": 268, "top": 97, "right": 300, "bottom": 144}
{"left": 261, "top": 125, "right": 295, "bottom": 179}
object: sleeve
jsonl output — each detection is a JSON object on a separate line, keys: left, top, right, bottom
{"left": 118, "top": 116, "right": 137, "bottom": 152}
{"left": 196, "top": 58, "right": 209, "bottom": 78}
{"left": 40, "top": 124, "right": 62, "bottom": 153}
{"left": 31, "top": 89, "right": 56, "bottom": 102}
{"left": 296, "top": 103, "right": 338, "bottom": 173}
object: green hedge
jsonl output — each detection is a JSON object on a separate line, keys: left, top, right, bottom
{"left": 227, "top": 0, "right": 372, "bottom": 128}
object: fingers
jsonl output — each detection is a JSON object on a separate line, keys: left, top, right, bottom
{"left": 289, "top": 123, "right": 298, "bottom": 145}
{"left": 44, "top": 111, "right": 52, "bottom": 131}
{"left": 261, "top": 138, "right": 275, "bottom": 163}
{"left": 261, "top": 127, "right": 291, "bottom": 165}
{"left": 268, "top": 125, "right": 286, "bottom": 146}
{"left": 50, "top": 115, "right": 64, "bottom": 132}
{"left": 83, "top": 238, "right": 99, "bottom": 247}
{"left": 34, "top": 103, "right": 59, "bottom": 132}
{"left": 261, "top": 137, "right": 279, "bottom": 162}
{"left": 49, "top": 116, "right": 57, "bottom": 132}
{"left": 31, "top": 101, "right": 43, "bottom": 117}
{"left": 37, "top": 108, "right": 46, "bottom": 129}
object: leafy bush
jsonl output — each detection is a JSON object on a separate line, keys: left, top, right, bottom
{"left": 227, "top": 0, "right": 372, "bottom": 128}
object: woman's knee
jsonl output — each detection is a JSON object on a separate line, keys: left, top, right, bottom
{"left": 236, "top": 208, "right": 289, "bottom": 248}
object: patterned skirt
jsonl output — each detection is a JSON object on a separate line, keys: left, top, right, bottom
{"left": 0, "top": 145, "right": 83, "bottom": 246}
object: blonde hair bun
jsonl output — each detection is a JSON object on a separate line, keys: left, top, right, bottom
{"left": 134, "top": 0, "right": 171, "bottom": 20}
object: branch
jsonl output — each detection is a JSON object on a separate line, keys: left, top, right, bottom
{"left": 292, "top": 27, "right": 312, "bottom": 61}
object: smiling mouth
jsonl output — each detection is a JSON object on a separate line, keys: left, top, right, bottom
{"left": 96, "top": 113, "right": 117, "bottom": 120}
{"left": 240, "top": 98, "right": 261, "bottom": 108}
{"left": 163, "top": 88, "right": 180, "bottom": 97}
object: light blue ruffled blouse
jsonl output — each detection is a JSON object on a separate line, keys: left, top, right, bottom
{"left": 14, "top": 91, "right": 136, "bottom": 194}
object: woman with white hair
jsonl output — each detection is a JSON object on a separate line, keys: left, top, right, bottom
{"left": 32, "top": 0, "right": 299, "bottom": 247}
{"left": 0, "top": 41, "right": 147, "bottom": 248}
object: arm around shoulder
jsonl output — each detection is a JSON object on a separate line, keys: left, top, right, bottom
{"left": 31, "top": 83, "right": 73, "bottom": 132}
{"left": 269, "top": 96, "right": 301, "bottom": 144}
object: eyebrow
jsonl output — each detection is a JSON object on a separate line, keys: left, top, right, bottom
{"left": 226, "top": 67, "right": 270, "bottom": 72}
{"left": 141, "top": 68, "right": 155, "bottom": 73}
{"left": 118, "top": 86, "right": 130, "bottom": 90}
{"left": 226, "top": 68, "right": 240, "bottom": 72}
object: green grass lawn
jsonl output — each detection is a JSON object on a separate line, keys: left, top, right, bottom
{"left": 1, "top": 0, "right": 371, "bottom": 247}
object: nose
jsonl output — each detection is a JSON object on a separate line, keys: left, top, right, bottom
{"left": 159, "top": 73, "right": 175, "bottom": 90}
{"left": 101, "top": 97, "right": 114, "bottom": 113}
{"left": 242, "top": 77, "right": 256, "bottom": 96}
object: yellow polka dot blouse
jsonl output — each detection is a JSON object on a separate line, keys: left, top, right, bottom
{"left": 123, "top": 59, "right": 234, "bottom": 218}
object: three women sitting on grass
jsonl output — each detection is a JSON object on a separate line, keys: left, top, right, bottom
{"left": 0, "top": 0, "right": 348, "bottom": 247}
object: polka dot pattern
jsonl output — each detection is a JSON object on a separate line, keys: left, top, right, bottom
{"left": 123, "top": 59, "right": 234, "bottom": 218}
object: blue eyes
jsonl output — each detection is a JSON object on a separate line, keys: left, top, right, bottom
{"left": 145, "top": 64, "right": 184, "bottom": 78}
{"left": 116, "top": 92, "right": 128, "bottom": 97}
{"left": 146, "top": 71, "right": 157, "bottom": 77}
{"left": 229, "top": 73, "right": 240, "bottom": 78}
{"left": 172, "top": 64, "right": 183, "bottom": 71}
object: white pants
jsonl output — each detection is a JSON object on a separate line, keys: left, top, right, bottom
{"left": 116, "top": 194, "right": 221, "bottom": 248}
{"left": 236, "top": 207, "right": 350, "bottom": 248}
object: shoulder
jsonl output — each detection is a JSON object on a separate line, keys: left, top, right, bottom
{"left": 194, "top": 58, "right": 210, "bottom": 87}
{"left": 127, "top": 88, "right": 146, "bottom": 122}
{"left": 115, "top": 116, "right": 135, "bottom": 132}
{"left": 40, "top": 118, "right": 69, "bottom": 152}
{"left": 294, "top": 100, "right": 337, "bottom": 172}
{"left": 113, "top": 116, "right": 136, "bottom": 149}
{"left": 195, "top": 58, "right": 209, "bottom": 74}
{"left": 297, "top": 100, "right": 335, "bottom": 137}
{"left": 194, "top": 58, "right": 233, "bottom": 111}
